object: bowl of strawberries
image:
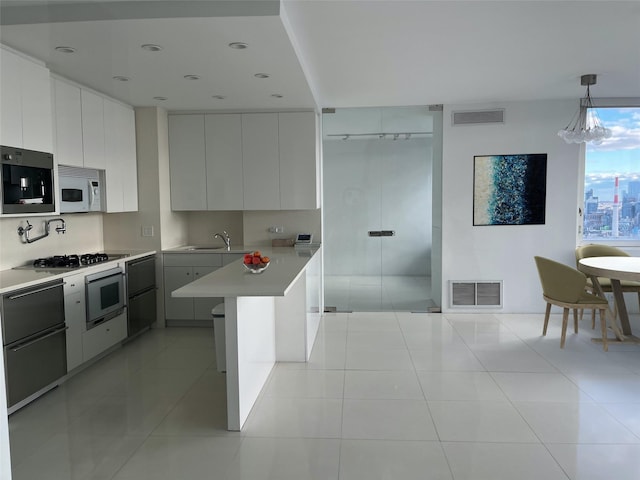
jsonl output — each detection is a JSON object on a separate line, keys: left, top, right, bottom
{"left": 243, "top": 251, "right": 271, "bottom": 273}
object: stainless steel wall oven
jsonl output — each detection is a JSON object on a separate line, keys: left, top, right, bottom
{"left": 85, "top": 267, "right": 125, "bottom": 329}
{"left": 1, "top": 145, "right": 55, "bottom": 214}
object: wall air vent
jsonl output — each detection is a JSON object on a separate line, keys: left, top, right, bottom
{"left": 450, "top": 281, "right": 502, "bottom": 308}
{"left": 452, "top": 109, "right": 504, "bottom": 126}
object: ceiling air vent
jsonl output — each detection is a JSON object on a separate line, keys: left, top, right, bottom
{"left": 452, "top": 109, "right": 504, "bottom": 126}
{"left": 450, "top": 281, "right": 502, "bottom": 308}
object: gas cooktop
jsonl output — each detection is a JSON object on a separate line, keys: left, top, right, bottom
{"left": 13, "top": 253, "right": 129, "bottom": 271}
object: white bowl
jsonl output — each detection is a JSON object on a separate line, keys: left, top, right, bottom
{"left": 243, "top": 262, "right": 270, "bottom": 274}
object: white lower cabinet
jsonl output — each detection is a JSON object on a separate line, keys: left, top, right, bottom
{"left": 82, "top": 312, "right": 127, "bottom": 362}
{"left": 164, "top": 254, "right": 222, "bottom": 326}
{"left": 64, "top": 273, "right": 85, "bottom": 372}
{"left": 63, "top": 270, "right": 128, "bottom": 367}
{"left": 163, "top": 253, "right": 244, "bottom": 326}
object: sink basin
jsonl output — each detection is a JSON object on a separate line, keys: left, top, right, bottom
{"left": 185, "top": 246, "right": 225, "bottom": 251}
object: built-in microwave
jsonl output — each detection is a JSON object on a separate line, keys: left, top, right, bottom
{"left": 1, "top": 145, "right": 55, "bottom": 214}
{"left": 58, "top": 166, "right": 102, "bottom": 213}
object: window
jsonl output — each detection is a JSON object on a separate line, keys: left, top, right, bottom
{"left": 583, "top": 106, "right": 640, "bottom": 242}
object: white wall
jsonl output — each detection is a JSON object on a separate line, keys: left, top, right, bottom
{"left": 441, "top": 99, "right": 581, "bottom": 313}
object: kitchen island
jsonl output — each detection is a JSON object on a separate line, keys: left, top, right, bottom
{"left": 171, "top": 246, "right": 322, "bottom": 431}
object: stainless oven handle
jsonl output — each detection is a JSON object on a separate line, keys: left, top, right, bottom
{"left": 10, "top": 326, "right": 68, "bottom": 352}
{"left": 8, "top": 282, "right": 64, "bottom": 300}
{"left": 85, "top": 268, "right": 124, "bottom": 284}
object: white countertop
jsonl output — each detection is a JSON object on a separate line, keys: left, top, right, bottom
{"left": 171, "top": 246, "right": 320, "bottom": 298}
{"left": 0, "top": 250, "right": 156, "bottom": 294}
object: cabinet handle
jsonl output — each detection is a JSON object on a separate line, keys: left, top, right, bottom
{"left": 10, "top": 326, "right": 68, "bottom": 352}
{"left": 368, "top": 230, "right": 395, "bottom": 237}
{"left": 9, "top": 282, "right": 63, "bottom": 300}
{"left": 75, "top": 300, "right": 81, "bottom": 304}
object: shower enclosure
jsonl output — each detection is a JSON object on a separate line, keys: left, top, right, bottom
{"left": 322, "top": 107, "right": 442, "bottom": 312}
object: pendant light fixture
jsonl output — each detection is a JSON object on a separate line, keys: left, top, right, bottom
{"left": 558, "top": 74, "right": 612, "bottom": 145}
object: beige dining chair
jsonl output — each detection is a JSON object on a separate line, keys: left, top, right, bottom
{"left": 575, "top": 244, "right": 640, "bottom": 328}
{"left": 534, "top": 256, "right": 609, "bottom": 350}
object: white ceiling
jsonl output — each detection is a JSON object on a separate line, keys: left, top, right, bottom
{"left": 1, "top": 0, "right": 639, "bottom": 111}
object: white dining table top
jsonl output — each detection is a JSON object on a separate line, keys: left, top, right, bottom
{"left": 578, "top": 256, "right": 640, "bottom": 282}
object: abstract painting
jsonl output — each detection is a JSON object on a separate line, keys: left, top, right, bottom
{"left": 473, "top": 153, "right": 547, "bottom": 226}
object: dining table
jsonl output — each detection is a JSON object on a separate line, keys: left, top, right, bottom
{"left": 577, "top": 256, "right": 640, "bottom": 345}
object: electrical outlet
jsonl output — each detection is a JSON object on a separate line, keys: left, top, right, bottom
{"left": 275, "top": 226, "right": 284, "bottom": 233}
{"left": 141, "top": 226, "right": 154, "bottom": 237}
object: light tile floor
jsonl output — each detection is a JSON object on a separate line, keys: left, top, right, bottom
{"left": 8, "top": 312, "right": 640, "bottom": 479}
{"left": 324, "top": 275, "right": 436, "bottom": 312}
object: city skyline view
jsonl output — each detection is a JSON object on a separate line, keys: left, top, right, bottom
{"left": 585, "top": 107, "right": 640, "bottom": 201}
{"left": 583, "top": 106, "right": 640, "bottom": 239}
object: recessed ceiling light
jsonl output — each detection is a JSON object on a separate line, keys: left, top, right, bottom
{"left": 212, "top": 95, "right": 226, "bottom": 100}
{"left": 112, "top": 76, "right": 130, "bottom": 82}
{"left": 228, "top": 42, "right": 248, "bottom": 50}
{"left": 141, "top": 44, "right": 163, "bottom": 52}
{"left": 271, "top": 94, "right": 283, "bottom": 98}
{"left": 254, "top": 73, "right": 270, "bottom": 79}
{"left": 55, "top": 46, "right": 76, "bottom": 53}
{"left": 153, "top": 96, "right": 167, "bottom": 101}
{"left": 184, "top": 75, "right": 200, "bottom": 80}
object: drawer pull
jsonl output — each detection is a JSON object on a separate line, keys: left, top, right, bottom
{"left": 9, "top": 282, "right": 63, "bottom": 300}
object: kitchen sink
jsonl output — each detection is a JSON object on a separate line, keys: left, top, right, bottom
{"left": 185, "top": 246, "right": 226, "bottom": 251}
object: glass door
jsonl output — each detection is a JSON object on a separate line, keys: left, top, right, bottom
{"left": 322, "top": 107, "right": 441, "bottom": 312}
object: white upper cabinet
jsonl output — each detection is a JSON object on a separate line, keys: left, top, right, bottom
{"left": 242, "top": 113, "right": 280, "bottom": 210}
{"left": 0, "top": 46, "right": 52, "bottom": 152}
{"left": 80, "top": 89, "right": 105, "bottom": 170}
{"left": 104, "top": 98, "right": 138, "bottom": 212}
{"left": 52, "top": 78, "right": 83, "bottom": 167}
{"left": 20, "top": 57, "right": 53, "bottom": 153}
{"left": 51, "top": 76, "right": 138, "bottom": 212}
{"left": 120, "top": 104, "right": 138, "bottom": 211}
{"left": 168, "top": 110, "right": 319, "bottom": 211}
{"left": 279, "top": 112, "right": 319, "bottom": 210}
{"left": 168, "top": 115, "right": 207, "bottom": 210}
{"left": 0, "top": 48, "right": 23, "bottom": 148}
{"left": 205, "top": 114, "right": 243, "bottom": 210}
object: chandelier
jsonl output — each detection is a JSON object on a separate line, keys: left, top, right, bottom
{"left": 557, "top": 74, "right": 612, "bottom": 145}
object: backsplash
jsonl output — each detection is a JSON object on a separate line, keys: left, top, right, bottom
{"left": 0, "top": 209, "right": 321, "bottom": 270}
{"left": 183, "top": 210, "right": 321, "bottom": 247}
{"left": 242, "top": 210, "right": 322, "bottom": 246}
{"left": 0, "top": 213, "right": 104, "bottom": 270}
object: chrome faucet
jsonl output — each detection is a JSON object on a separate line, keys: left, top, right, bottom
{"left": 17, "top": 218, "right": 67, "bottom": 244}
{"left": 49, "top": 218, "right": 66, "bottom": 234}
{"left": 214, "top": 230, "right": 231, "bottom": 250}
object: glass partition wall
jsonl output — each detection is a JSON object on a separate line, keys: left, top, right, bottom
{"left": 322, "top": 107, "right": 442, "bottom": 312}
